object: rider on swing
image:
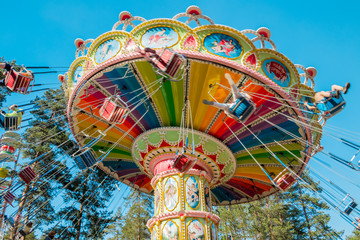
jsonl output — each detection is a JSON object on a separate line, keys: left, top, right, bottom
{"left": 202, "top": 73, "right": 254, "bottom": 122}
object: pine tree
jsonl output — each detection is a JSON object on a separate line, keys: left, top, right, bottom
{"left": 9, "top": 88, "right": 76, "bottom": 239}
{"left": 105, "top": 189, "right": 153, "bottom": 240}
{"left": 216, "top": 170, "right": 343, "bottom": 239}
{"left": 282, "top": 170, "right": 343, "bottom": 239}
{"left": 346, "top": 229, "right": 360, "bottom": 240}
{"left": 56, "top": 168, "right": 116, "bottom": 240}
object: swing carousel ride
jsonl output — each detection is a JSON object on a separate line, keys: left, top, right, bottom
{"left": 1, "top": 5, "right": 359, "bottom": 240}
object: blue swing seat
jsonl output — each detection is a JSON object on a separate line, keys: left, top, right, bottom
{"left": 0, "top": 111, "right": 20, "bottom": 131}
{"left": 316, "top": 91, "right": 346, "bottom": 119}
{"left": 74, "top": 148, "right": 97, "bottom": 170}
{"left": 344, "top": 201, "right": 358, "bottom": 215}
{"left": 229, "top": 96, "right": 256, "bottom": 122}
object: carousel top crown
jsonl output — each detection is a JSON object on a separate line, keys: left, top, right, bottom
{"left": 63, "top": 6, "right": 324, "bottom": 205}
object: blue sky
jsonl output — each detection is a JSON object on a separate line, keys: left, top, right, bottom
{"left": 2, "top": 0, "right": 360, "bottom": 238}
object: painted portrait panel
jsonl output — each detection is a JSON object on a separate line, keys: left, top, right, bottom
{"left": 187, "top": 219, "right": 205, "bottom": 240}
{"left": 186, "top": 176, "right": 200, "bottom": 209}
{"left": 164, "top": 177, "right": 178, "bottom": 211}
{"left": 162, "top": 220, "right": 179, "bottom": 240}
{"left": 141, "top": 26, "right": 179, "bottom": 48}
{"left": 95, "top": 39, "right": 121, "bottom": 63}
{"left": 203, "top": 33, "right": 242, "bottom": 59}
{"left": 73, "top": 65, "right": 84, "bottom": 86}
{"left": 262, "top": 59, "right": 291, "bottom": 87}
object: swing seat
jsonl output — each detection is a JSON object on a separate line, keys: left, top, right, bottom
{"left": 316, "top": 91, "right": 346, "bottom": 119}
{"left": 3, "top": 131, "right": 21, "bottom": 140}
{"left": 229, "top": 96, "right": 256, "bottom": 122}
{"left": 0, "top": 168, "right": 9, "bottom": 178}
{"left": 0, "top": 152, "right": 15, "bottom": 162}
{"left": 172, "top": 153, "right": 196, "bottom": 173}
{"left": 3, "top": 191, "right": 16, "bottom": 206}
{"left": 0, "top": 145, "right": 15, "bottom": 155}
{"left": 4, "top": 69, "right": 34, "bottom": 94}
{"left": 152, "top": 48, "right": 186, "bottom": 80}
{"left": 19, "top": 166, "right": 37, "bottom": 184}
{"left": 1, "top": 135, "right": 21, "bottom": 146}
{"left": 0, "top": 111, "right": 20, "bottom": 131}
{"left": 344, "top": 201, "right": 358, "bottom": 215}
{"left": 99, "top": 96, "right": 128, "bottom": 124}
{"left": 74, "top": 148, "right": 97, "bottom": 170}
{"left": 276, "top": 173, "right": 296, "bottom": 190}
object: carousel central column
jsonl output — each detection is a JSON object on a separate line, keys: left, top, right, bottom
{"left": 147, "top": 159, "right": 220, "bottom": 240}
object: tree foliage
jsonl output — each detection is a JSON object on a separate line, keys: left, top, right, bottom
{"left": 216, "top": 170, "right": 343, "bottom": 240}
{"left": 105, "top": 189, "right": 153, "bottom": 240}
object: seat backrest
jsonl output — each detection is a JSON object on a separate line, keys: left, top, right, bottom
{"left": 75, "top": 149, "right": 97, "bottom": 170}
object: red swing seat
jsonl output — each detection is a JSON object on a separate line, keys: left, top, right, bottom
{"left": 172, "top": 153, "right": 197, "bottom": 173}
{"left": 275, "top": 172, "right": 296, "bottom": 190}
{"left": 99, "top": 96, "right": 128, "bottom": 124}
{"left": 152, "top": 48, "right": 186, "bottom": 80}
{"left": 19, "top": 166, "right": 37, "bottom": 184}
{"left": 4, "top": 69, "right": 34, "bottom": 94}
{"left": 3, "top": 191, "right": 16, "bottom": 206}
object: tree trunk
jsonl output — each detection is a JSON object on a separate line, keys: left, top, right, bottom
{"left": 75, "top": 175, "right": 87, "bottom": 240}
{"left": 10, "top": 184, "right": 30, "bottom": 240}
{"left": 299, "top": 186, "right": 314, "bottom": 240}
{"left": 253, "top": 206, "right": 260, "bottom": 240}
{"left": 276, "top": 195, "right": 283, "bottom": 225}
{"left": 137, "top": 192, "right": 141, "bottom": 240}
{"left": 265, "top": 199, "right": 274, "bottom": 240}
{"left": 75, "top": 202, "right": 84, "bottom": 240}
{"left": 227, "top": 206, "right": 234, "bottom": 240}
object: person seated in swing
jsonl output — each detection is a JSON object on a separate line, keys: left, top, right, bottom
{"left": 5, "top": 104, "right": 24, "bottom": 126}
{"left": 202, "top": 73, "right": 255, "bottom": 122}
{"left": 304, "top": 83, "right": 350, "bottom": 115}
{"left": 0, "top": 63, "right": 12, "bottom": 86}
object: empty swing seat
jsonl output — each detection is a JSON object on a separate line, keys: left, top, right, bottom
{"left": 172, "top": 154, "right": 196, "bottom": 173}
{"left": 229, "top": 96, "right": 256, "bottom": 122}
{"left": 99, "top": 97, "right": 128, "bottom": 124}
{"left": 152, "top": 48, "right": 186, "bottom": 80}
{"left": 74, "top": 148, "right": 97, "bottom": 170}
{"left": 3, "top": 191, "right": 16, "bottom": 206}
{"left": 316, "top": 91, "right": 346, "bottom": 119}
{"left": 5, "top": 69, "right": 34, "bottom": 94}
{"left": 276, "top": 173, "right": 296, "bottom": 190}
{"left": 19, "top": 166, "right": 37, "bottom": 184}
{"left": 0, "top": 111, "right": 20, "bottom": 131}
{"left": 344, "top": 201, "right": 358, "bottom": 215}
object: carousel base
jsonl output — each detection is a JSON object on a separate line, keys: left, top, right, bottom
{"left": 131, "top": 127, "right": 237, "bottom": 240}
